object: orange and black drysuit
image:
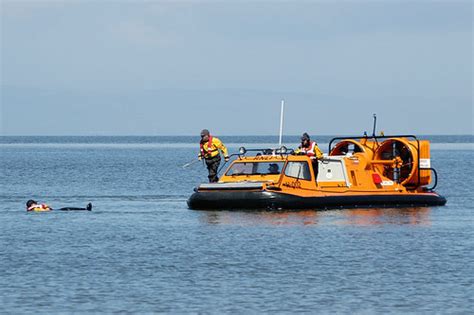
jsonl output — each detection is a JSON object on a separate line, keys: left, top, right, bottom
{"left": 26, "top": 202, "right": 92, "bottom": 212}
{"left": 198, "top": 136, "right": 229, "bottom": 183}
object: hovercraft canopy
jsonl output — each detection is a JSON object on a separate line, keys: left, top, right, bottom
{"left": 225, "top": 161, "right": 285, "bottom": 176}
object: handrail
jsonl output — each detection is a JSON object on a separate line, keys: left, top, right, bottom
{"left": 236, "top": 146, "right": 295, "bottom": 156}
{"left": 422, "top": 167, "right": 438, "bottom": 191}
{"left": 217, "top": 146, "right": 294, "bottom": 176}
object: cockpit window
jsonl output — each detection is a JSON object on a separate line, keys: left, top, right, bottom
{"left": 226, "top": 162, "right": 285, "bottom": 176}
{"left": 284, "top": 161, "right": 312, "bottom": 181}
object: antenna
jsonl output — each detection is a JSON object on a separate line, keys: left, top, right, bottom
{"left": 279, "top": 100, "right": 285, "bottom": 146}
{"left": 372, "top": 113, "right": 377, "bottom": 137}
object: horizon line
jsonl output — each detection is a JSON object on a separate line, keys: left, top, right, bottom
{"left": 1, "top": 134, "right": 473, "bottom": 137}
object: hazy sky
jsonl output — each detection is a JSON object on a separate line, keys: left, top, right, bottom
{"left": 1, "top": 0, "right": 472, "bottom": 135}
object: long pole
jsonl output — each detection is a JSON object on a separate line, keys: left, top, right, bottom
{"left": 279, "top": 99, "right": 285, "bottom": 146}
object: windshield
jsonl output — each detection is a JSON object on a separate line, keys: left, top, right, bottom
{"left": 226, "top": 161, "right": 285, "bottom": 176}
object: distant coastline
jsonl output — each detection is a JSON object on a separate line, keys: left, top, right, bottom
{"left": 0, "top": 135, "right": 473, "bottom": 144}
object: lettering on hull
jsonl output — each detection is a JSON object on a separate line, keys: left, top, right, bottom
{"left": 282, "top": 181, "right": 301, "bottom": 189}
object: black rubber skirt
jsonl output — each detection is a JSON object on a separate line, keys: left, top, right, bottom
{"left": 187, "top": 190, "right": 447, "bottom": 210}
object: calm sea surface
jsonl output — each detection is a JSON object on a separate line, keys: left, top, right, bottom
{"left": 1, "top": 136, "right": 473, "bottom": 313}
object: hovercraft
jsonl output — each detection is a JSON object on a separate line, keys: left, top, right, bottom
{"left": 187, "top": 133, "right": 446, "bottom": 210}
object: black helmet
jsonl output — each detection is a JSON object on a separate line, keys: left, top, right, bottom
{"left": 200, "top": 129, "right": 210, "bottom": 137}
{"left": 301, "top": 133, "right": 310, "bottom": 141}
{"left": 26, "top": 200, "right": 37, "bottom": 208}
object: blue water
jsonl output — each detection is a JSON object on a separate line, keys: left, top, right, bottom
{"left": 1, "top": 136, "right": 473, "bottom": 313}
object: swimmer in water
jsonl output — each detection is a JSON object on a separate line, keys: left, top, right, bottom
{"left": 26, "top": 199, "right": 92, "bottom": 212}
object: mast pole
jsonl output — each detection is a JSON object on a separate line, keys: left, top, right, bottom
{"left": 279, "top": 99, "right": 285, "bottom": 146}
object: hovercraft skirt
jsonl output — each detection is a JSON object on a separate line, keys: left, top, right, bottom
{"left": 187, "top": 190, "right": 447, "bottom": 210}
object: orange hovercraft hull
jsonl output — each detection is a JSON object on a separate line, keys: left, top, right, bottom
{"left": 188, "top": 135, "right": 447, "bottom": 210}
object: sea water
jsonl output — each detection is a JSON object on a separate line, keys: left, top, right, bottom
{"left": 0, "top": 136, "right": 473, "bottom": 313}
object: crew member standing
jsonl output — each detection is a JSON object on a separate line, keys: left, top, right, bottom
{"left": 198, "top": 129, "right": 229, "bottom": 183}
{"left": 294, "top": 132, "right": 323, "bottom": 183}
{"left": 295, "top": 132, "right": 323, "bottom": 158}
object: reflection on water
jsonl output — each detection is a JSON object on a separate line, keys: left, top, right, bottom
{"left": 199, "top": 207, "right": 431, "bottom": 226}
{"left": 200, "top": 210, "right": 319, "bottom": 226}
{"left": 340, "top": 207, "right": 431, "bottom": 226}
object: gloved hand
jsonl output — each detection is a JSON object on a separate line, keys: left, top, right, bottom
{"left": 224, "top": 156, "right": 230, "bottom": 162}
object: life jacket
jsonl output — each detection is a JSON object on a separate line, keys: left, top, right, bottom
{"left": 27, "top": 203, "right": 51, "bottom": 212}
{"left": 300, "top": 141, "right": 317, "bottom": 157}
{"left": 200, "top": 135, "right": 218, "bottom": 158}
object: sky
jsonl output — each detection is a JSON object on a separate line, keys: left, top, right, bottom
{"left": 0, "top": 0, "right": 472, "bottom": 136}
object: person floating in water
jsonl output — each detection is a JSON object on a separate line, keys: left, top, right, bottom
{"left": 26, "top": 199, "right": 92, "bottom": 212}
{"left": 198, "top": 129, "right": 229, "bottom": 183}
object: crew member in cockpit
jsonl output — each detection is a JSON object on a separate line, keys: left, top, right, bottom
{"left": 294, "top": 133, "right": 323, "bottom": 184}
{"left": 294, "top": 133, "right": 323, "bottom": 159}
{"left": 267, "top": 163, "right": 280, "bottom": 174}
